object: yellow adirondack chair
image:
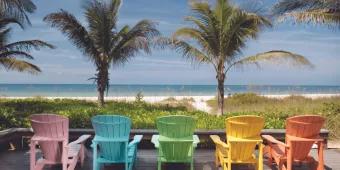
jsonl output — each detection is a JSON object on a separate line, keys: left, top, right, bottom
{"left": 210, "top": 115, "right": 265, "bottom": 170}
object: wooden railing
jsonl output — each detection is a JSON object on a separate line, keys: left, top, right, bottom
{"left": 0, "top": 128, "right": 329, "bottom": 151}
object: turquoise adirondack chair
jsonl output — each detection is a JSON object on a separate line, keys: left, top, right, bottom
{"left": 91, "top": 115, "right": 142, "bottom": 170}
{"left": 151, "top": 115, "right": 200, "bottom": 170}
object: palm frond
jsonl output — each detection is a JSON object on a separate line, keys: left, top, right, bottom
{"left": 279, "top": 9, "right": 340, "bottom": 27}
{"left": 0, "top": 57, "right": 40, "bottom": 73}
{"left": 1, "top": 40, "right": 55, "bottom": 52}
{"left": 173, "top": 0, "right": 274, "bottom": 68}
{"left": 0, "top": 28, "right": 11, "bottom": 46}
{"left": 222, "top": 10, "right": 272, "bottom": 60}
{"left": 273, "top": 0, "right": 340, "bottom": 27}
{"left": 0, "top": 50, "right": 34, "bottom": 59}
{"left": 44, "top": 0, "right": 160, "bottom": 104}
{"left": 0, "top": 0, "right": 36, "bottom": 25}
{"left": 110, "top": 19, "right": 160, "bottom": 64}
{"left": 44, "top": 10, "right": 99, "bottom": 62}
{"left": 0, "top": 15, "right": 54, "bottom": 74}
{"left": 172, "top": 27, "right": 213, "bottom": 55}
{"left": 190, "top": 1, "right": 221, "bottom": 57}
{"left": 0, "top": 17, "right": 23, "bottom": 29}
{"left": 273, "top": 0, "right": 330, "bottom": 15}
{"left": 174, "top": 39, "right": 212, "bottom": 64}
{"left": 228, "top": 50, "right": 313, "bottom": 73}
{"left": 84, "top": 0, "right": 120, "bottom": 53}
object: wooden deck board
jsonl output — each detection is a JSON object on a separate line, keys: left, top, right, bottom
{"left": 0, "top": 149, "right": 339, "bottom": 170}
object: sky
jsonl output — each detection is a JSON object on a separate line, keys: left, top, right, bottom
{"left": 1, "top": 0, "right": 340, "bottom": 85}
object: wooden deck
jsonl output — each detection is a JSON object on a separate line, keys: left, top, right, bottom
{"left": 0, "top": 149, "right": 339, "bottom": 170}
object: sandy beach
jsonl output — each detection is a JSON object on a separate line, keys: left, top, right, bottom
{"left": 2, "top": 93, "right": 340, "bottom": 113}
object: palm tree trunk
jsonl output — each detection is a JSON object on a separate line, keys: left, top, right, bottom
{"left": 97, "top": 67, "right": 108, "bottom": 107}
{"left": 217, "top": 74, "right": 225, "bottom": 116}
{"left": 98, "top": 88, "right": 105, "bottom": 107}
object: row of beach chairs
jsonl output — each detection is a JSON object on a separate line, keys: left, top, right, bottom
{"left": 29, "top": 114, "right": 325, "bottom": 170}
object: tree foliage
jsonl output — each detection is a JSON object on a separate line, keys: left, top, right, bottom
{"left": 161, "top": 0, "right": 312, "bottom": 115}
{"left": 44, "top": 0, "right": 160, "bottom": 106}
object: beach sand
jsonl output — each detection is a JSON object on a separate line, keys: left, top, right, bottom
{"left": 2, "top": 93, "right": 340, "bottom": 113}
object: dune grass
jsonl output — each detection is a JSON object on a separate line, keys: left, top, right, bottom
{"left": 0, "top": 94, "right": 339, "bottom": 139}
{"left": 207, "top": 93, "right": 340, "bottom": 139}
{"left": 207, "top": 93, "right": 340, "bottom": 114}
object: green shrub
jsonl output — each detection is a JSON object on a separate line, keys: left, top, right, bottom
{"left": 0, "top": 97, "right": 339, "bottom": 139}
{"left": 321, "top": 102, "right": 340, "bottom": 139}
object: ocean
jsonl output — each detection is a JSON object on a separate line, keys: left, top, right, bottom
{"left": 0, "top": 84, "right": 339, "bottom": 97}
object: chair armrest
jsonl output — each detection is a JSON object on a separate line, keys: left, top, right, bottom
{"left": 210, "top": 135, "right": 228, "bottom": 149}
{"left": 262, "top": 135, "right": 289, "bottom": 148}
{"left": 151, "top": 135, "right": 159, "bottom": 148}
{"left": 193, "top": 135, "right": 200, "bottom": 148}
{"left": 129, "top": 135, "right": 143, "bottom": 147}
{"left": 286, "top": 135, "right": 325, "bottom": 142}
{"left": 69, "top": 135, "right": 91, "bottom": 145}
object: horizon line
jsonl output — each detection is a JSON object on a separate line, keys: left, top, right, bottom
{"left": 0, "top": 83, "right": 339, "bottom": 86}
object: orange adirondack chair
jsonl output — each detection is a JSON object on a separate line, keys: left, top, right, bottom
{"left": 262, "top": 115, "right": 326, "bottom": 170}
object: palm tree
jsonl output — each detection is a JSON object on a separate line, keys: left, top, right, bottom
{"left": 0, "top": 0, "right": 36, "bottom": 25}
{"left": 164, "top": 0, "right": 312, "bottom": 115}
{"left": 0, "top": 15, "right": 54, "bottom": 74}
{"left": 44, "top": 0, "right": 160, "bottom": 107}
{"left": 273, "top": 0, "right": 340, "bottom": 27}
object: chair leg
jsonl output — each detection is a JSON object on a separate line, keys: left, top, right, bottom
{"left": 227, "top": 161, "right": 232, "bottom": 170}
{"left": 93, "top": 160, "right": 98, "bottom": 170}
{"left": 227, "top": 148, "right": 232, "bottom": 170}
{"left": 278, "top": 161, "right": 284, "bottom": 170}
{"left": 130, "top": 151, "right": 136, "bottom": 170}
{"left": 62, "top": 142, "right": 68, "bottom": 170}
{"left": 93, "top": 142, "right": 99, "bottom": 170}
{"left": 158, "top": 161, "right": 161, "bottom": 170}
{"left": 125, "top": 143, "right": 129, "bottom": 170}
{"left": 286, "top": 143, "right": 293, "bottom": 170}
{"left": 317, "top": 142, "right": 325, "bottom": 170}
{"left": 62, "top": 162, "right": 67, "bottom": 170}
{"left": 215, "top": 151, "right": 219, "bottom": 167}
{"left": 258, "top": 143, "right": 264, "bottom": 170}
{"left": 287, "top": 157, "right": 293, "bottom": 170}
{"left": 30, "top": 142, "right": 36, "bottom": 170}
{"left": 125, "top": 162, "right": 128, "bottom": 170}
{"left": 191, "top": 160, "right": 194, "bottom": 170}
{"left": 79, "top": 145, "right": 85, "bottom": 167}
{"left": 268, "top": 157, "right": 273, "bottom": 167}
{"left": 35, "top": 163, "right": 44, "bottom": 170}
{"left": 67, "top": 156, "right": 78, "bottom": 170}
{"left": 129, "top": 162, "right": 133, "bottom": 170}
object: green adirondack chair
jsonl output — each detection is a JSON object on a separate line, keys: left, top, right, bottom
{"left": 151, "top": 115, "right": 200, "bottom": 170}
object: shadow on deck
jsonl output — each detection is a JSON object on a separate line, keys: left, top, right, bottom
{"left": 0, "top": 149, "right": 339, "bottom": 170}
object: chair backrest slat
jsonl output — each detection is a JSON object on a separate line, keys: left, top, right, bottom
{"left": 91, "top": 115, "right": 131, "bottom": 161}
{"left": 226, "top": 115, "right": 264, "bottom": 161}
{"left": 286, "top": 115, "right": 325, "bottom": 160}
{"left": 30, "top": 114, "right": 69, "bottom": 162}
{"left": 156, "top": 115, "right": 196, "bottom": 161}
{"left": 157, "top": 115, "right": 195, "bottom": 138}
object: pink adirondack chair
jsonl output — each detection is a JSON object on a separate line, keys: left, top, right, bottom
{"left": 30, "top": 114, "right": 90, "bottom": 170}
